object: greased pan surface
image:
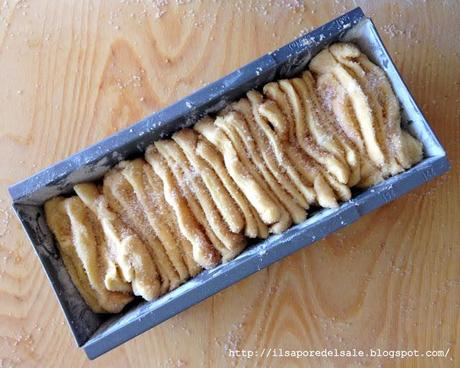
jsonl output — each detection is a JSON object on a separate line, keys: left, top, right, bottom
{"left": 9, "top": 8, "right": 449, "bottom": 359}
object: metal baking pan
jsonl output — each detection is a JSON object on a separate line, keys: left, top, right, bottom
{"left": 8, "top": 7, "right": 450, "bottom": 359}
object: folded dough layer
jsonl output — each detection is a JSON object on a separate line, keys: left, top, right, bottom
{"left": 74, "top": 183, "right": 161, "bottom": 301}
{"left": 146, "top": 146, "right": 221, "bottom": 269}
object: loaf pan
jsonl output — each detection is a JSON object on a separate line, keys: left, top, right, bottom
{"left": 8, "top": 7, "right": 450, "bottom": 359}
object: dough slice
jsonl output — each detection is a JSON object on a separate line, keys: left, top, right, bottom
{"left": 194, "top": 117, "right": 281, "bottom": 228}
{"left": 274, "top": 78, "right": 351, "bottom": 200}
{"left": 247, "top": 91, "right": 315, "bottom": 207}
{"left": 279, "top": 78, "right": 350, "bottom": 185}
{"left": 145, "top": 147, "right": 221, "bottom": 269}
{"left": 230, "top": 97, "right": 307, "bottom": 225}
{"left": 64, "top": 197, "right": 133, "bottom": 313}
{"left": 247, "top": 92, "right": 310, "bottom": 209}
{"left": 217, "top": 115, "right": 294, "bottom": 234}
{"left": 45, "top": 197, "right": 106, "bottom": 313}
{"left": 309, "top": 46, "right": 386, "bottom": 170}
{"left": 302, "top": 71, "right": 361, "bottom": 186}
{"left": 213, "top": 111, "right": 294, "bottom": 233}
{"left": 104, "top": 168, "right": 180, "bottom": 293}
{"left": 315, "top": 72, "right": 384, "bottom": 187}
{"left": 154, "top": 139, "right": 246, "bottom": 260}
{"left": 195, "top": 137, "right": 268, "bottom": 239}
{"left": 91, "top": 222, "right": 132, "bottom": 294}
{"left": 329, "top": 43, "right": 422, "bottom": 170}
{"left": 69, "top": 185, "right": 131, "bottom": 293}
{"left": 328, "top": 43, "right": 398, "bottom": 176}
{"left": 142, "top": 163, "right": 202, "bottom": 276}
{"left": 172, "top": 129, "right": 244, "bottom": 234}
{"left": 120, "top": 159, "right": 193, "bottom": 281}
{"left": 74, "top": 183, "right": 160, "bottom": 301}
{"left": 258, "top": 88, "right": 338, "bottom": 208}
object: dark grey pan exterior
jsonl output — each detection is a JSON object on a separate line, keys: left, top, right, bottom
{"left": 8, "top": 8, "right": 450, "bottom": 359}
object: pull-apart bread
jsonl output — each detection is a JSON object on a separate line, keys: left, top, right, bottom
{"left": 45, "top": 43, "right": 422, "bottom": 313}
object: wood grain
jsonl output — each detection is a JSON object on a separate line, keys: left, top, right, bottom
{"left": 0, "top": 0, "right": 459, "bottom": 367}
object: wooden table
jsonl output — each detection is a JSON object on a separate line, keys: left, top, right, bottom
{"left": 0, "top": 1, "right": 458, "bottom": 367}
